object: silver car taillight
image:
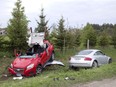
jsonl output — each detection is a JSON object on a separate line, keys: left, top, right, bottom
{"left": 84, "top": 57, "right": 92, "bottom": 61}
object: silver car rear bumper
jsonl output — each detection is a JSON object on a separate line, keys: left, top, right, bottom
{"left": 69, "top": 62, "right": 92, "bottom": 67}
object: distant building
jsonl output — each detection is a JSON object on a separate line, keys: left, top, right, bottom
{"left": 27, "top": 27, "right": 32, "bottom": 35}
{"left": 0, "top": 28, "right": 7, "bottom": 35}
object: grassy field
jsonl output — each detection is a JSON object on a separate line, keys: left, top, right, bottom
{"left": 0, "top": 47, "right": 116, "bottom": 87}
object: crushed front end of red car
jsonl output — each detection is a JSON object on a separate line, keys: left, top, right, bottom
{"left": 8, "top": 66, "right": 36, "bottom": 76}
{"left": 8, "top": 54, "right": 40, "bottom": 77}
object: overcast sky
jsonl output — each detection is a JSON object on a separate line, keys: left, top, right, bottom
{"left": 0, "top": 0, "right": 116, "bottom": 29}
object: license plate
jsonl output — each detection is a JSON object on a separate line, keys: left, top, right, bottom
{"left": 16, "top": 73, "right": 22, "bottom": 77}
{"left": 75, "top": 58, "right": 81, "bottom": 60}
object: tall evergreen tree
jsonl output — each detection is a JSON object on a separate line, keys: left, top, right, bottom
{"left": 7, "top": 0, "right": 28, "bottom": 50}
{"left": 65, "top": 28, "right": 80, "bottom": 48}
{"left": 74, "top": 29, "right": 81, "bottom": 46}
{"left": 81, "top": 23, "right": 97, "bottom": 47}
{"left": 56, "top": 16, "right": 65, "bottom": 51}
{"left": 35, "top": 8, "right": 48, "bottom": 33}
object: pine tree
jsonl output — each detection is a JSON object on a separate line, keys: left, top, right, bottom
{"left": 35, "top": 8, "right": 48, "bottom": 33}
{"left": 56, "top": 16, "right": 65, "bottom": 51}
{"left": 81, "top": 23, "right": 97, "bottom": 47}
{"left": 7, "top": 0, "right": 28, "bottom": 50}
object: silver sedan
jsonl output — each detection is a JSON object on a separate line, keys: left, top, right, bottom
{"left": 69, "top": 49, "right": 112, "bottom": 68}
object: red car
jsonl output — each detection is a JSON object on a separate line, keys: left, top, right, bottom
{"left": 8, "top": 40, "right": 54, "bottom": 77}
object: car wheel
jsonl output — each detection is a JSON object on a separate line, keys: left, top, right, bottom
{"left": 36, "top": 65, "right": 43, "bottom": 75}
{"left": 108, "top": 59, "right": 112, "bottom": 64}
{"left": 92, "top": 61, "right": 98, "bottom": 68}
{"left": 49, "top": 52, "right": 55, "bottom": 62}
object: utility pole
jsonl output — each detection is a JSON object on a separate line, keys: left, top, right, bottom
{"left": 87, "top": 39, "right": 89, "bottom": 49}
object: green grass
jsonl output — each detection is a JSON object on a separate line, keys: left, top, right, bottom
{"left": 0, "top": 51, "right": 14, "bottom": 75}
{"left": 0, "top": 47, "right": 116, "bottom": 87}
{"left": 0, "top": 51, "right": 13, "bottom": 58}
{"left": 0, "top": 63, "right": 116, "bottom": 87}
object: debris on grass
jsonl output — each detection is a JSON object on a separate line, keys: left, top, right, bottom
{"left": 64, "top": 77, "right": 75, "bottom": 80}
{"left": 53, "top": 77, "right": 59, "bottom": 81}
{"left": 13, "top": 76, "right": 23, "bottom": 80}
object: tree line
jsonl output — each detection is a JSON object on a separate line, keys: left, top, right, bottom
{"left": 0, "top": 0, "right": 116, "bottom": 52}
{"left": 50, "top": 22, "right": 116, "bottom": 51}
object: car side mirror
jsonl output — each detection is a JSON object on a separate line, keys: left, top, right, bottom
{"left": 14, "top": 49, "right": 21, "bottom": 57}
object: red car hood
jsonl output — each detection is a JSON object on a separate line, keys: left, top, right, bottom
{"left": 13, "top": 58, "right": 35, "bottom": 68}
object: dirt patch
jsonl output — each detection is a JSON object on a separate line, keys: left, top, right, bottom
{"left": 72, "top": 77, "right": 116, "bottom": 87}
{"left": 0, "top": 73, "right": 12, "bottom": 81}
{"left": 0, "top": 75, "right": 9, "bottom": 81}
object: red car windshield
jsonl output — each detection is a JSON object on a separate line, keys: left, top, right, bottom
{"left": 19, "top": 54, "right": 36, "bottom": 58}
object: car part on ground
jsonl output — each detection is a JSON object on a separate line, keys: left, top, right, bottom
{"left": 44, "top": 60, "right": 65, "bottom": 68}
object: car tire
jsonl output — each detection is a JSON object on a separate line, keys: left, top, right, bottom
{"left": 108, "top": 59, "right": 112, "bottom": 64}
{"left": 49, "top": 52, "right": 55, "bottom": 62}
{"left": 92, "top": 61, "right": 98, "bottom": 68}
{"left": 36, "top": 65, "right": 43, "bottom": 75}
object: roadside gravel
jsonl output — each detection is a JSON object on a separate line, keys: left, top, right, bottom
{"left": 72, "top": 77, "right": 116, "bottom": 87}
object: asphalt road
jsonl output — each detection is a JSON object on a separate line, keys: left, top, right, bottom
{"left": 72, "top": 77, "right": 116, "bottom": 87}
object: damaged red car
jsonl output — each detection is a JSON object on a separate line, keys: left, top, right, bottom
{"left": 8, "top": 39, "right": 55, "bottom": 76}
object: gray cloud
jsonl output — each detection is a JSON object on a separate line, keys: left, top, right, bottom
{"left": 0, "top": 0, "right": 116, "bottom": 28}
